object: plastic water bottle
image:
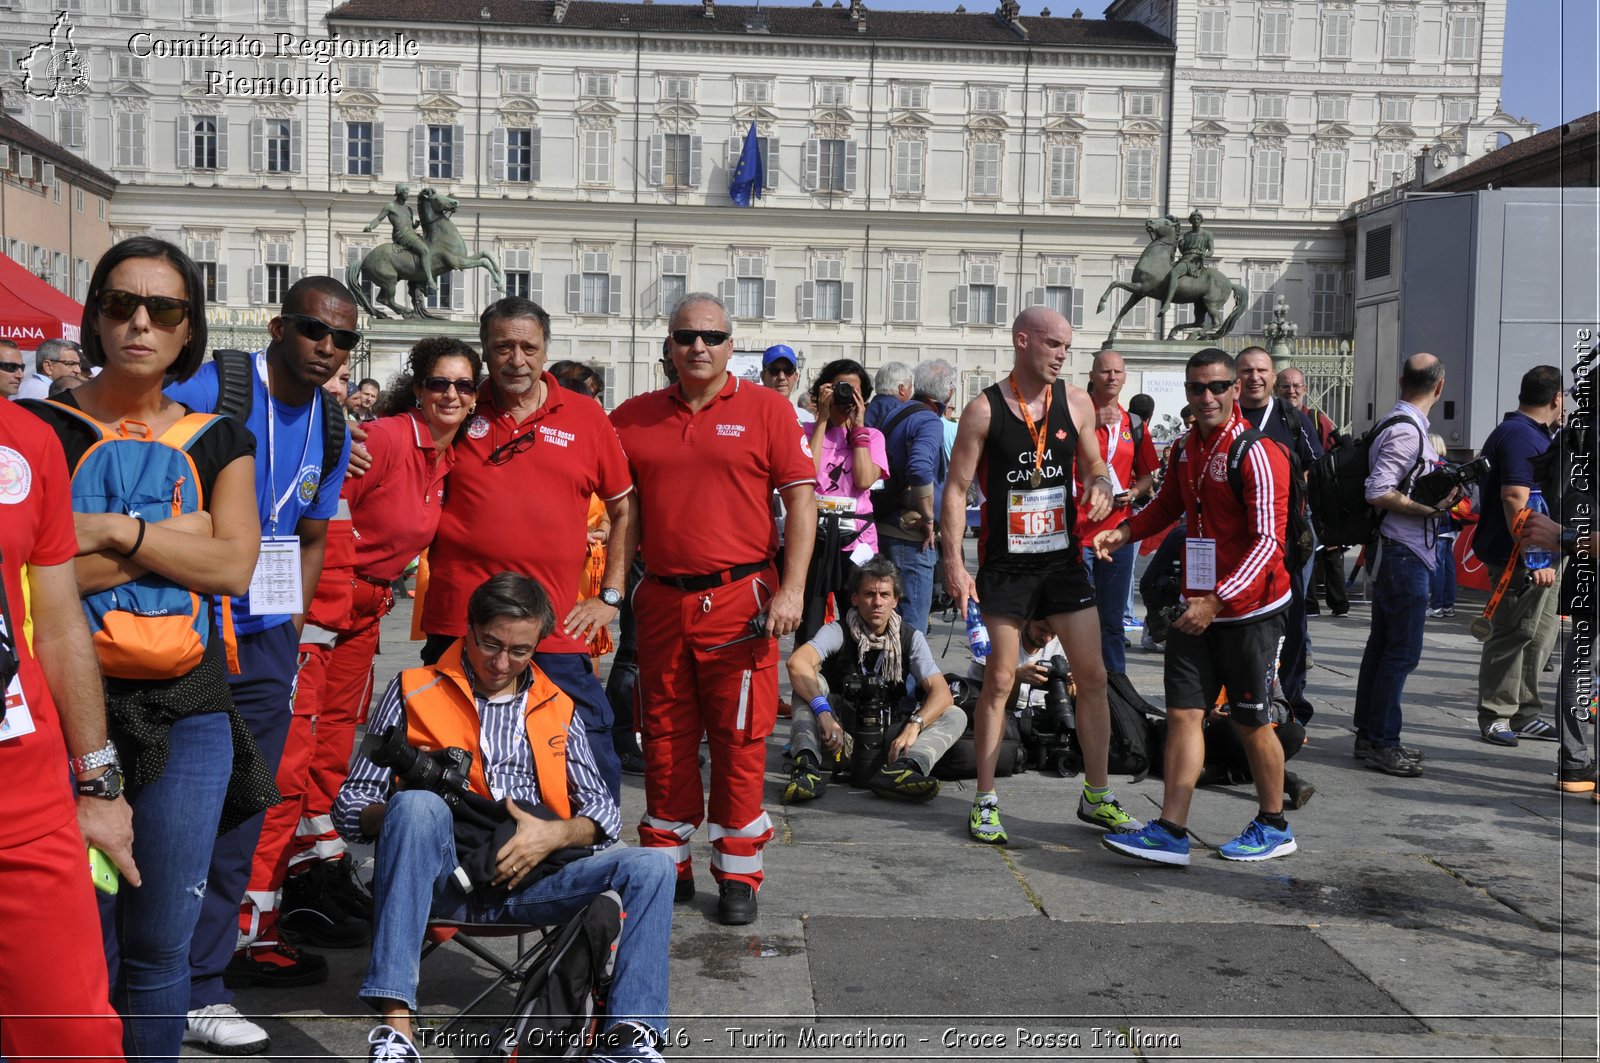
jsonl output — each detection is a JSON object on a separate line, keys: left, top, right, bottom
{"left": 965, "top": 600, "right": 992, "bottom": 660}
{"left": 1523, "top": 489, "right": 1553, "bottom": 570}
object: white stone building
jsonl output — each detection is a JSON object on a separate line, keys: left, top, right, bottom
{"left": 0, "top": 0, "right": 1530, "bottom": 401}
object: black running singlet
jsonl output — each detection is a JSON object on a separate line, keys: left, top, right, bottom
{"left": 975, "top": 379, "right": 1080, "bottom": 568}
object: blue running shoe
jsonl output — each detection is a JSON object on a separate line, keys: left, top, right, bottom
{"left": 1102, "top": 820, "right": 1190, "bottom": 866}
{"left": 1217, "top": 818, "right": 1297, "bottom": 862}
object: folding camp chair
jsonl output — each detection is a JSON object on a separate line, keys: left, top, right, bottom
{"left": 420, "top": 919, "right": 553, "bottom": 1037}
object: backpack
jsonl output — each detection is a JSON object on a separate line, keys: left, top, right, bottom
{"left": 1305, "top": 414, "right": 1424, "bottom": 550}
{"left": 497, "top": 889, "right": 623, "bottom": 1060}
{"left": 43, "top": 400, "right": 236, "bottom": 680}
{"left": 1224, "top": 429, "right": 1314, "bottom": 569}
{"left": 1062, "top": 671, "right": 1163, "bottom": 781}
{"left": 213, "top": 348, "right": 348, "bottom": 507}
{"left": 932, "top": 673, "right": 1025, "bottom": 779}
{"left": 869, "top": 402, "right": 940, "bottom": 524}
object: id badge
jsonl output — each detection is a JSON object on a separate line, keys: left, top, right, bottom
{"left": 1185, "top": 536, "right": 1218, "bottom": 594}
{"left": 248, "top": 535, "right": 304, "bottom": 615}
{"left": 0, "top": 673, "right": 36, "bottom": 742}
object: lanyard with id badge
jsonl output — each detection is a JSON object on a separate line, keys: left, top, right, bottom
{"left": 0, "top": 548, "right": 36, "bottom": 743}
{"left": 246, "top": 353, "right": 314, "bottom": 615}
{"left": 1184, "top": 428, "right": 1228, "bottom": 596}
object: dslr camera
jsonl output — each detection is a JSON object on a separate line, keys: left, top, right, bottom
{"left": 1411, "top": 455, "right": 1491, "bottom": 509}
{"left": 839, "top": 672, "right": 898, "bottom": 786}
{"left": 360, "top": 725, "right": 475, "bottom": 810}
{"left": 832, "top": 380, "right": 857, "bottom": 410}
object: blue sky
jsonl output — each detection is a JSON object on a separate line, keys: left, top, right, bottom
{"left": 747, "top": 0, "right": 1599, "bottom": 132}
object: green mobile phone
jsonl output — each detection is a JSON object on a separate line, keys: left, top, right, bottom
{"left": 88, "top": 846, "right": 119, "bottom": 895}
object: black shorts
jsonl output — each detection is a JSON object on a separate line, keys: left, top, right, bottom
{"left": 1164, "top": 610, "right": 1287, "bottom": 726}
{"left": 976, "top": 557, "right": 1096, "bottom": 622}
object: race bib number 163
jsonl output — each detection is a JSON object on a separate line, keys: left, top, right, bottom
{"left": 1007, "top": 486, "right": 1068, "bottom": 554}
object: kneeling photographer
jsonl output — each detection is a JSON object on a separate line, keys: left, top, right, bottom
{"left": 784, "top": 557, "right": 965, "bottom": 803}
{"left": 332, "top": 573, "right": 674, "bottom": 1063}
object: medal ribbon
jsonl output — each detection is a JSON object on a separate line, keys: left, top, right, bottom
{"left": 1008, "top": 373, "right": 1051, "bottom": 485}
{"left": 1481, "top": 508, "right": 1533, "bottom": 622}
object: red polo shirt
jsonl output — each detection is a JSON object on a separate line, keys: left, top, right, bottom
{"left": 1075, "top": 406, "right": 1161, "bottom": 540}
{"left": 344, "top": 411, "right": 455, "bottom": 584}
{"left": 611, "top": 375, "right": 815, "bottom": 578}
{"left": 424, "top": 374, "right": 632, "bottom": 655}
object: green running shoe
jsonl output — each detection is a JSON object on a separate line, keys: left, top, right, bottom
{"left": 969, "top": 800, "right": 1008, "bottom": 844}
{"left": 1076, "top": 792, "right": 1144, "bottom": 834}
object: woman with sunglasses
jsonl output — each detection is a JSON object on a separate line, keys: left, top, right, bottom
{"left": 255, "top": 337, "right": 483, "bottom": 943}
{"left": 798, "top": 358, "right": 889, "bottom": 643}
{"left": 22, "top": 237, "right": 267, "bottom": 1063}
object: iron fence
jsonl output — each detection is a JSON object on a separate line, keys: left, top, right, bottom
{"left": 1217, "top": 335, "right": 1355, "bottom": 432}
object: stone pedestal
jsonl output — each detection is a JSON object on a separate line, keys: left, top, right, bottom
{"left": 1100, "top": 338, "right": 1207, "bottom": 374}
{"left": 362, "top": 317, "right": 480, "bottom": 386}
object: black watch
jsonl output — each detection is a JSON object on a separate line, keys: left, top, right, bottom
{"left": 599, "top": 587, "right": 623, "bottom": 608}
{"left": 76, "top": 765, "right": 125, "bottom": 801}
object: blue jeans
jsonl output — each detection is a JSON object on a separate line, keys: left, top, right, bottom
{"left": 1353, "top": 541, "right": 1431, "bottom": 747}
{"left": 1430, "top": 536, "right": 1457, "bottom": 610}
{"left": 882, "top": 536, "right": 936, "bottom": 634}
{"left": 102, "top": 712, "right": 232, "bottom": 1063}
{"left": 536, "top": 651, "right": 622, "bottom": 803}
{"left": 360, "top": 791, "right": 673, "bottom": 1035}
{"left": 1082, "top": 542, "right": 1136, "bottom": 673}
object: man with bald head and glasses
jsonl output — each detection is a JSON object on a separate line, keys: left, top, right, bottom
{"left": 611, "top": 293, "right": 816, "bottom": 926}
{"left": 420, "top": 297, "right": 634, "bottom": 804}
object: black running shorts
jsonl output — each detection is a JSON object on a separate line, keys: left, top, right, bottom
{"left": 976, "top": 557, "right": 1096, "bottom": 622}
{"left": 1164, "top": 610, "right": 1287, "bottom": 726}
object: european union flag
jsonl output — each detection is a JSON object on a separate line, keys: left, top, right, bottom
{"left": 728, "top": 123, "right": 765, "bottom": 207}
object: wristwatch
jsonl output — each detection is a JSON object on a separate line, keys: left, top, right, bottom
{"left": 70, "top": 740, "right": 120, "bottom": 776}
{"left": 599, "top": 587, "right": 624, "bottom": 607}
{"left": 76, "top": 765, "right": 125, "bottom": 800}
{"left": 908, "top": 713, "right": 927, "bottom": 729}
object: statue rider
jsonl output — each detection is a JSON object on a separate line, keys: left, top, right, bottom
{"left": 1157, "top": 210, "right": 1214, "bottom": 319}
{"left": 364, "top": 184, "right": 437, "bottom": 296}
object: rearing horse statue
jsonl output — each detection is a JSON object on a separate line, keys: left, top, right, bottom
{"left": 1096, "top": 216, "right": 1247, "bottom": 346}
{"left": 349, "top": 188, "right": 505, "bottom": 319}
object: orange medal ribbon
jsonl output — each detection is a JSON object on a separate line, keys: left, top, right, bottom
{"left": 1008, "top": 374, "right": 1051, "bottom": 489}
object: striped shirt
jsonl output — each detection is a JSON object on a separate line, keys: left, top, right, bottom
{"left": 332, "top": 658, "right": 620, "bottom": 847}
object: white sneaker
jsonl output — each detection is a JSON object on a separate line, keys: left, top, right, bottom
{"left": 185, "top": 1004, "right": 270, "bottom": 1054}
{"left": 1140, "top": 632, "right": 1161, "bottom": 652}
{"left": 369, "top": 1023, "right": 422, "bottom": 1063}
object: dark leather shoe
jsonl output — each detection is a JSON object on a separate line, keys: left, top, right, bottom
{"left": 717, "top": 880, "right": 757, "bottom": 926}
{"left": 674, "top": 875, "right": 695, "bottom": 904}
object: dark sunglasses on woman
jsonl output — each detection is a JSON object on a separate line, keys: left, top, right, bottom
{"left": 97, "top": 289, "right": 188, "bottom": 327}
{"left": 421, "top": 377, "right": 479, "bottom": 395}
{"left": 286, "top": 314, "right": 363, "bottom": 351}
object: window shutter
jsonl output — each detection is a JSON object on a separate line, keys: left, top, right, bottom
{"left": 214, "top": 120, "right": 229, "bottom": 169}
{"left": 290, "top": 119, "right": 303, "bottom": 173}
{"left": 175, "top": 115, "right": 192, "bottom": 168}
{"left": 763, "top": 278, "right": 777, "bottom": 319}
{"left": 566, "top": 272, "right": 581, "bottom": 313}
{"left": 1031, "top": 286, "right": 1046, "bottom": 307}
{"left": 995, "top": 285, "right": 1009, "bottom": 326}
{"left": 718, "top": 277, "right": 737, "bottom": 306}
{"left": 250, "top": 118, "right": 265, "bottom": 172}
{"left": 799, "top": 280, "right": 815, "bottom": 321}
{"left": 527, "top": 272, "right": 543, "bottom": 307}
{"left": 451, "top": 271, "right": 465, "bottom": 311}
{"left": 952, "top": 284, "right": 969, "bottom": 325}
{"left": 840, "top": 281, "right": 854, "bottom": 323}
{"left": 529, "top": 129, "right": 541, "bottom": 182}
{"left": 330, "top": 120, "right": 345, "bottom": 174}
{"left": 215, "top": 264, "right": 228, "bottom": 303}
{"left": 249, "top": 264, "right": 265, "bottom": 304}
{"left": 1071, "top": 286, "right": 1084, "bottom": 327}
{"left": 411, "top": 125, "right": 427, "bottom": 177}
{"left": 648, "top": 133, "right": 665, "bottom": 186}
{"left": 687, "top": 135, "right": 703, "bottom": 188}
{"left": 608, "top": 274, "right": 623, "bottom": 315}
{"left": 843, "top": 140, "right": 858, "bottom": 193}
{"left": 491, "top": 128, "right": 506, "bottom": 180}
{"left": 451, "top": 125, "right": 464, "bottom": 177}
{"left": 765, "top": 134, "right": 780, "bottom": 190}
{"left": 803, "top": 138, "right": 820, "bottom": 192}
{"left": 726, "top": 134, "right": 740, "bottom": 170}
{"left": 371, "top": 123, "right": 383, "bottom": 175}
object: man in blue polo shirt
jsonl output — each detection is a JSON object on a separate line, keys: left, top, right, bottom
{"left": 871, "top": 358, "right": 955, "bottom": 633}
{"left": 165, "top": 276, "right": 357, "bottom": 1055}
{"left": 1472, "top": 364, "right": 1565, "bottom": 747}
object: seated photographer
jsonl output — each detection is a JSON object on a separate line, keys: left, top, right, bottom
{"left": 784, "top": 557, "right": 965, "bottom": 803}
{"left": 332, "top": 573, "right": 674, "bottom": 1063}
{"left": 966, "top": 618, "right": 1065, "bottom": 712}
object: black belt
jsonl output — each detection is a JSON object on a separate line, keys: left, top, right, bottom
{"left": 647, "top": 560, "right": 769, "bottom": 592}
{"left": 353, "top": 573, "right": 393, "bottom": 590}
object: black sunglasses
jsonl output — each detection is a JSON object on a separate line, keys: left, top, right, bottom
{"left": 487, "top": 431, "right": 536, "bottom": 466}
{"left": 670, "top": 329, "right": 731, "bottom": 348}
{"left": 1184, "top": 379, "right": 1236, "bottom": 396}
{"left": 421, "top": 377, "right": 479, "bottom": 395}
{"left": 286, "top": 314, "right": 362, "bottom": 352}
{"left": 98, "top": 289, "right": 188, "bottom": 327}
{"left": 0, "top": 361, "right": 23, "bottom": 374}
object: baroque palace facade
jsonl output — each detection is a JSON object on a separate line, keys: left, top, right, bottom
{"left": 2, "top": 0, "right": 1530, "bottom": 401}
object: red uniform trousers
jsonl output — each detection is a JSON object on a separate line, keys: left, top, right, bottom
{"left": 633, "top": 568, "right": 777, "bottom": 890}
{"left": 0, "top": 817, "right": 123, "bottom": 1062}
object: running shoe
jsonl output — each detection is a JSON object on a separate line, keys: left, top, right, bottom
{"left": 1076, "top": 792, "right": 1144, "bottom": 834}
{"left": 1102, "top": 820, "right": 1190, "bottom": 866}
{"left": 782, "top": 756, "right": 827, "bottom": 804}
{"left": 1217, "top": 818, "right": 1298, "bottom": 862}
{"left": 870, "top": 759, "right": 940, "bottom": 802}
{"left": 968, "top": 800, "right": 1008, "bottom": 845}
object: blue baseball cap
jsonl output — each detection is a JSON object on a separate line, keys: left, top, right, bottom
{"left": 762, "top": 344, "right": 798, "bottom": 370}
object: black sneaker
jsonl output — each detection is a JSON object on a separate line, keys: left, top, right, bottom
{"left": 1365, "top": 745, "right": 1424, "bottom": 778}
{"left": 1283, "top": 771, "right": 1315, "bottom": 810}
{"left": 279, "top": 864, "right": 372, "bottom": 949}
{"left": 223, "top": 942, "right": 329, "bottom": 989}
{"left": 1559, "top": 762, "right": 1598, "bottom": 793}
{"left": 783, "top": 755, "right": 828, "bottom": 804}
{"left": 870, "top": 758, "right": 940, "bottom": 802}
{"left": 326, "top": 858, "right": 375, "bottom": 922}
{"left": 1352, "top": 735, "right": 1425, "bottom": 762}
{"left": 717, "top": 880, "right": 758, "bottom": 926}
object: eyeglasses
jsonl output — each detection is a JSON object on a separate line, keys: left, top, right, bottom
{"left": 421, "top": 377, "right": 479, "bottom": 395}
{"left": 471, "top": 627, "right": 536, "bottom": 663}
{"left": 0, "top": 362, "right": 23, "bottom": 374}
{"left": 671, "top": 329, "right": 731, "bottom": 348}
{"left": 764, "top": 364, "right": 796, "bottom": 377}
{"left": 286, "top": 314, "right": 362, "bottom": 352}
{"left": 486, "top": 431, "right": 536, "bottom": 466}
{"left": 1184, "top": 379, "right": 1236, "bottom": 396}
{"left": 97, "top": 289, "right": 189, "bottom": 327}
